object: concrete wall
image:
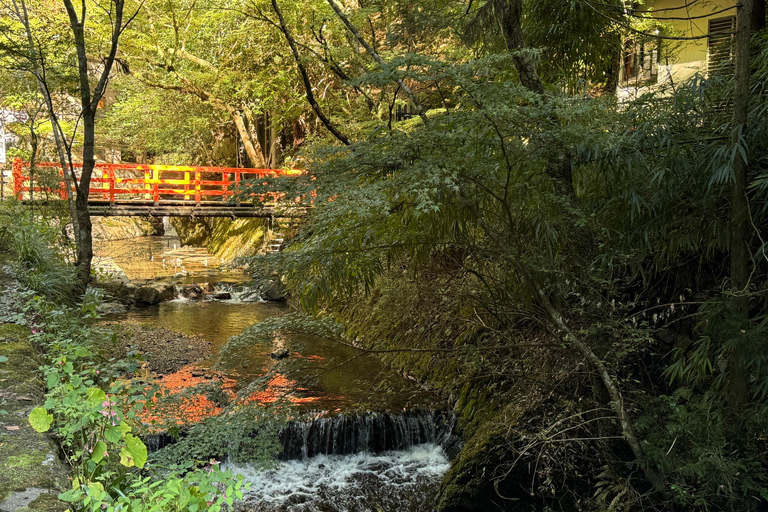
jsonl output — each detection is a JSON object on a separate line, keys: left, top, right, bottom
{"left": 651, "top": 0, "right": 737, "bottom": 82}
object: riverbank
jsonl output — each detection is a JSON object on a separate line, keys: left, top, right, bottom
{"left": 0, "top": 263, "right": 69, "bottom": 512}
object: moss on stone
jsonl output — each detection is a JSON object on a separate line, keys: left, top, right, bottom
{"left": 26, "top": 492, "right": 70, "bottom": 512}
{"left": 170, "top": 217, "right": 270, "bottom": 260}
{"left": 436, "top": 403, "right": 525, "bottom": 512}
{"left": 0, "top": 323, "right": 30, "bottom": 341}
{"left": 0, "top": 323, "right": 69, "bottom": 505}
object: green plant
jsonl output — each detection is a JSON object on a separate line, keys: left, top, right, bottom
{"left": 0, "top": 200, "right": 78, "bottom": 303}
{"left": 23, "top": 294, "right": 249, "bottom": 511}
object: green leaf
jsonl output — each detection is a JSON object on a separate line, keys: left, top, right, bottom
{"left": 104, "top": 425, "right": 121, "bottom": 443}
{"left": 86, "top": 387, "right": 106, "bottom": 406}
{"left": 0, "top": 356, "right": 8, "bottom": 363}
{"left": 58, "top": 488, "right": 83, "bottom": 502}
{"left": 74, "top": 346, "right": 91, "bottom": 358}
{"left": 90, "top": 441, "right": 108, "bottom": 463}
{"left": 29, "top": 407, "right": 53, "bottom": 432}
{"left": 119, "top": 447, "right": 135, "bottom": 467}
{"left": 121, "top": 434, "right": 147, "bottom": 468}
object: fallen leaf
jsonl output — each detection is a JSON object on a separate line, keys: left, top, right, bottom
{"left": 4, "top": 426, "right": 20, "bottom": 431}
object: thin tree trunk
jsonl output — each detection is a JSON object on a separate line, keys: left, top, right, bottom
{"left": 242, "top": 103, "right": 269, "bottom": 167}
{"left": 603, "top": 43, "right": 622, "bottom": 95}
{"left": 12, "top": 0, "right": 79, "bottom": 236}
{"left": 62, "top": 0, "right": 130, "bottom": 289}
{"left": 325, "top": 0, "right": 430, "bottom": 125}
{"left": 269, "top": 114, "right": 280, "bottom": 169}
{"left": 513, "top": 262, "right": 666, "bottom": 493}
{"left": 727, "top": 0, "right": 753, "bottom": 408}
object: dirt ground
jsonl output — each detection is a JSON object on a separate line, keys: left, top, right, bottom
{"left": 100, "top": 321, "right": 212, "bottom": 376}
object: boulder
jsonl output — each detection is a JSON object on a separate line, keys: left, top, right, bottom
{"left": 179, "top": 283, "right": 204, "bottom": 300}
{"left": 270, "top": 348, "right": 290, "bottom": 359}
{"left": 95, "top": 302, "right": 127, "bottom": 315}
{"left": 155, "top": 284, "right": 177, "bottom": 302}
{"left": 210, "top": 292, "right": 232, "bottom": 300}
{"left": 261, "top": 278, "right": 288, "bottom": 301}
{"left": 134, "top": 286, "right": 161, "bottom": 305}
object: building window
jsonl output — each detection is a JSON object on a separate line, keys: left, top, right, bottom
{"left": 708, "top": 16, "right": 736, "bottom": 75}
{"left": 621, "top": 39, "right": 659, "bottom": 85}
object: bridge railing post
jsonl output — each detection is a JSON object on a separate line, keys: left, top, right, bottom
{"left": 58, "top": 166, "right": 67, "bottom": 200}
{"left": 235, "top": 170, "right": 241, "bottom": 206}
{"left": 109, "top": 168, "right": 115, "bottom": 202}
{"left": 144, "top": 168, "right": 151, "bottom": 200}
{"left": 153, "top": 168, "right": 159, "bottom": 204}
{"left": 195, "top": 169, "right": 201, "bottom": 205}
{"left": 12, "top": 157, "right": 23, "bottom": 200}
{"left": 222, "top": 169, "right": 229, "bottom": 203}
{"left": 184, "top": 171, "right": 190, "bottom": 202}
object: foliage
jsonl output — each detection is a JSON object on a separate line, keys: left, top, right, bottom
{"left": 21, "top": 291, "right": 250, "bottom": 512}
{"left": 231, "top": 37, "right": 768, "bottom": 508}
{"left": 0, "top": 200, "right": 78, "bottom": 303}
{"left": 150, "top": 405, "right": 284, "bottom": 469}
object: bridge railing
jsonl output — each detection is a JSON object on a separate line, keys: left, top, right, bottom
{"left": 11, "top": 158, "right": 301, "bottom": 204}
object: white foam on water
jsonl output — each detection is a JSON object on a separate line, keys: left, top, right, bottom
{"left": 225, "top": 443, "right": 450, "bottom": 511}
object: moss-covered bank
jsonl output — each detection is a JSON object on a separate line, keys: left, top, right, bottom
{"left": 0, "top": 324, "right": 69, "bottom": 512}
{"left": 328, "top": 268, "right": 624, "bottom": 511}
{"left": 170, "top": 217, "right": 269, "bottom": 260}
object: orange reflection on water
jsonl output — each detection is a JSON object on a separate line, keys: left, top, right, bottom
{"left": 134, "top": 364, "right": 339, "bottom": 433}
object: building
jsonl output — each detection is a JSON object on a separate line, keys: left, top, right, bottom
{"left": 620, "top": 0, "right": 737, "bottom": 91}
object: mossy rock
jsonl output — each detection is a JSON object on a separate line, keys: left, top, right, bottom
{"left": 436, "top": 404, "right": 533, "bottom": 512}
{"left": 170, "top": 217, "right": 269, "bottom": 260}
{"left": 0, "top": 324, "right": 69, "bottom": 509}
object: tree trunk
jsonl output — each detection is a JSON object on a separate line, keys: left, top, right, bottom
{"left": 494, "top": 0, "right": 545, "bottom": 95}
{"left": 228, "top": 105, "right": 266, "bottom": 168}
{"left": 727, "top": 0, "right": 753, "bottom": 409}
{"left": 74, "top": 184, "right": 93, "bottom": 287}
{"left": 603, "top": 43, "right": 622, "bottom": 95}
{"left": 62, "top": 0, "right": 128, "bottom": 290}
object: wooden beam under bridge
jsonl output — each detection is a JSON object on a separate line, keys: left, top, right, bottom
{"left": 89, "top": 203, "right": 308, "bottom": 218}
{"left": 22, "top": 199, "right": 308, "bottom": 218}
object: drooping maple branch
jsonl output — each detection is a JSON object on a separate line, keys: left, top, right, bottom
{"left": 325, "top": 0, "right": 430, "bottom": 125}
{"left": 271, "top": 0, "right": 350, "bottom": 146}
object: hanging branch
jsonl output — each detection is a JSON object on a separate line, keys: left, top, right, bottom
{"left": 325, "top": 0, "right": 430, "bottom": 125}
{"left": 271, "top": 0, "right": 350, "bottom": 146}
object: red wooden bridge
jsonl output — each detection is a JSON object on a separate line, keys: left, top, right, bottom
{"left": 11, "top": 158, "right": 306, "bottom": 218}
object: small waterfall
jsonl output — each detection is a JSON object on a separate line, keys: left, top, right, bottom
{"left": 278, "top": 409, "right": 459, "bottom": 460}
{"left": 143, "top": 409, "right": 461, "bottom": 462}
{"left": 161, "top": 216, "right": 177, "bottom": 236}
{"left": 225, "top": 410, "right": 459, "bottom": 511}
{"left": 143, "top": 431, "right": 178, "bottom": 452}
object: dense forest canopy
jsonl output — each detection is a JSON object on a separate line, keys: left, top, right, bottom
{"left": 2, "top": 0, "right": 768, "bottom": 510}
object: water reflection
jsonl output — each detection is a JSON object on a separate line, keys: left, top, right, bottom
{"left": 113, "top": 299, "right": 437, "bottom": 412}
{"left": 94, "top": 235, "right": 249, "bottom": 284}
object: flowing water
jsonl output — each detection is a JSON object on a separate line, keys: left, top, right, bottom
{"left": 95, "top": 230, "right": 456, "bottom": 511}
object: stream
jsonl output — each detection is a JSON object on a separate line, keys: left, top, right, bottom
{"left": 94, "top": 230, "right": 456, "bottom": 511}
